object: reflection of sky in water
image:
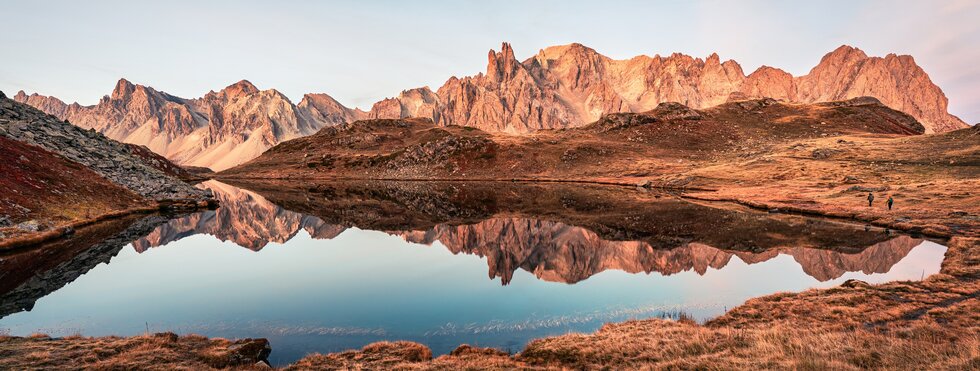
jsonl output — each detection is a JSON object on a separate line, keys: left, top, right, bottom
{"left": 0, "top": 228, "right": 947, "bottom": 365}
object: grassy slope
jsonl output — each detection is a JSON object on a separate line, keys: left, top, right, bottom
{"left": 0, "top": 136, "right": 147, "bottom": 239}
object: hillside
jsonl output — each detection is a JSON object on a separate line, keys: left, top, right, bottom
{"left": 0, "top": 136, "right": 145, "bottom": 240}
{"left": 0, "top": 92, "right": 209, "bottom": 245}
{"left": 221, "top": 97, "right": 924, "bottom": 181}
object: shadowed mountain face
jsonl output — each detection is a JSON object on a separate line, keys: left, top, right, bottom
{"left": 134, "top": 180, "right": 928, "bottom": 284}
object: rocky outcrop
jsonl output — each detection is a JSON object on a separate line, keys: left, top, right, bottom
{"left": 297, "top": 92, "right": 361, "bottom": 125}
{"left": 740, "top": 66, "right": 796, "bottom": 102}
{"left": 368, "top": 87, "right": 441, "bottom": 123}
{"left": 12, "top": 90, "right": 70, "bottom": 118}
{"left": 0, "top": 94, "right": 205, "bottom": 200}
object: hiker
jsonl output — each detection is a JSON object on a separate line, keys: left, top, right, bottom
{"left": 887, "top": 195, "right": 894, "bottom": 210}
{"left": 867, "top": 192, "right": 874, "bottom": 207}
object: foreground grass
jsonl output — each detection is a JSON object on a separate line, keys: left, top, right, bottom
{"left": 0, "top": 332, "right": 270, "bottom": 370}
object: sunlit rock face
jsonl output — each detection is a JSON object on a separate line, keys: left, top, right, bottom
{"left": 14, "top": 44, "right": 965, "bottom": 170}
{"left": 417, "top": 43, "right": 965, "bottom": 134}
{"left": 135, "top": 181, "right": 925, "bottom": 285}
{"left": 14, "top": 80, "right": 356, "bottom": 171}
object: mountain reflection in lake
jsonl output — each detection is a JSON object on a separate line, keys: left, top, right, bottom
{"left": 0, "top": 180, "right": 947, "bottom": 365}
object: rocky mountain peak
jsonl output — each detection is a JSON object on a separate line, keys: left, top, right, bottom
{"left": 824, "top": 45, "right": 869, "bottom": 63}
{"left": 110, "top": 78, "right": 137, "bottom": 101}
{"left": 705, "top": 52, "right": 722, "bottom": 66}
{"left": 220, "top": 80, "right": 260, "bottom": 100}
{"left": 487, "top": 42, "right": 521, "bottom": 82}
{"left": 798, "top": 45, "right": 965, "bottom": 133}
{"left": 297, "top": 93, "right": 359, "bottom": 125}
{"left": 299, "top": 93, "right": 342, "bottom": 109}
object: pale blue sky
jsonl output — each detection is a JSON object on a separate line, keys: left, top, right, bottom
{"left": 1, "top": 0, "right": 977, "bottom": 123}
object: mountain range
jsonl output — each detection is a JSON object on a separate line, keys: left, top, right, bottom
{"left": 14, "top": 43, "right": 968, "bottom": 170}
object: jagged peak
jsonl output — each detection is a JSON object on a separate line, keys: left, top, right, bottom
{"left": 299, "top": 92, "right": 349, "bottom": 112}
{"left": 221, "top": 79, "right": 260, "bottom": 99}
{"left": 747, "top": 65, "right": 793, "bottom": 77}
{"left": 14, "top": 90, "right": 27, "bottom": 100}
{"left": 399, "top": 86, "right": 436, "bottom": 98}
{"left": 498, "top": 42, "right": 515, "bottom": 57}
{"left": 300, "top": 92, "right": 340, "bottom": 104}
{"left": 110, "top": 78, "right": 137, "bottom": 100}
{"left": 823, "top": 45, "right": 869, "bottom": 62}
{"left": 706, "top": 52, "right": 721, "bottom": 64}
{"left": 487, "top": 42, "right": 522, "bottom": 81}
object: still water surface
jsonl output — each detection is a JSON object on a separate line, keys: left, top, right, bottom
{"left": 0, "top": 181, "right": 947, "bottom": 365}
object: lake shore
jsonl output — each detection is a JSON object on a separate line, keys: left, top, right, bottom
{"left": 0, "top": 199, "right": 219, "bottom": 251}
{"left": 1, "top": 235, "right": 974, "bottom": 369}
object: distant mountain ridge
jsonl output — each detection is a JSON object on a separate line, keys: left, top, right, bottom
{"left": 14, "top": 43, "right": 967, "bottom": 169}
{"left": 14, "top": 79, "right": 352, "bottom": 171}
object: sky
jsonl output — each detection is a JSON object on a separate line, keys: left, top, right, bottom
{"left": 1, "top": 0, "right": 978, "bottom": 123}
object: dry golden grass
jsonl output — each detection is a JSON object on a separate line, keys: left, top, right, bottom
{"left": 686, "top": 131, "right": 980, "bottom": 238}
{"left": 0, "top": 332, "right": 270, "bottom": 370}
{"left": 518, "top": 319, "right": 979, "bottom": 370}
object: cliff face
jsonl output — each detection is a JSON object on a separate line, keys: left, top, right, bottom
{"left": 408, "top": 43, "right": 965, "bottom": 134}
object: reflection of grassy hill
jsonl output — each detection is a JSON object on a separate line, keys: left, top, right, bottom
{"left": 224, "top": 179, "right": 900, "bottom": 253}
